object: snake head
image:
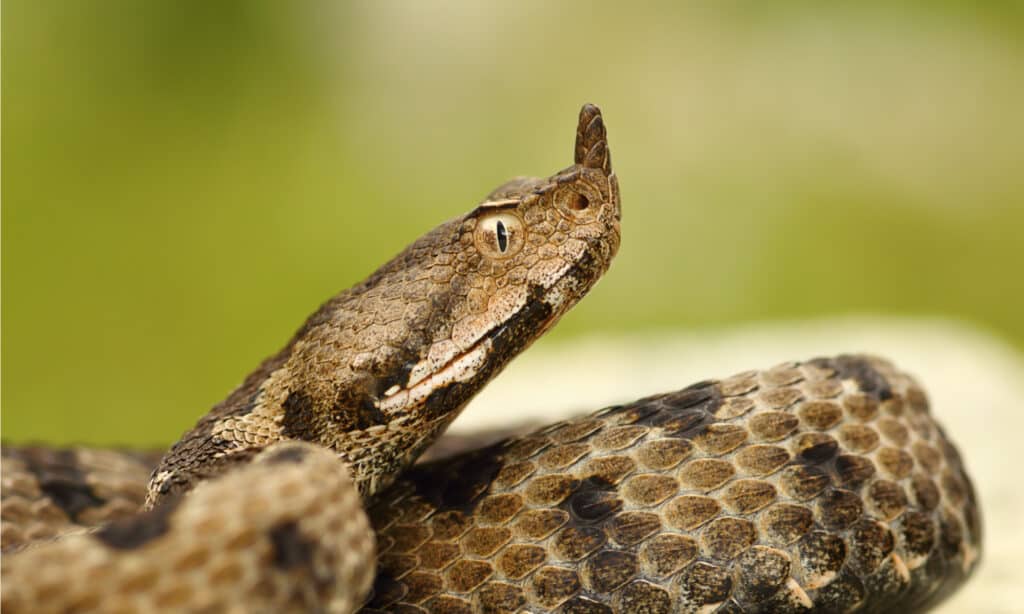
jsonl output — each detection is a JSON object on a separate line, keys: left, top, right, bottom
{"left": 472, "top": 103, "right": 621, "bottom": 304}
{"left": 329, "top": 104, "right": 623, "bottom": 493}
{"left": 339, "top": 105, "right": 621, "bottom": 476}
{"left": 430, "top": 103, "right": 622, "bottom": 369}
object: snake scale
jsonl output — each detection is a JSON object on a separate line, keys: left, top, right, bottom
{"left": 0, "top": 105, "right": 980, "bottom": 613}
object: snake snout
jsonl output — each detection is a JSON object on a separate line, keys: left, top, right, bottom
{"left": 575, "top": 103, "right": 611, "bottom": 175}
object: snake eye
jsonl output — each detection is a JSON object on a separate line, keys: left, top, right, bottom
{"left": 474, "top": 212, "right": 525, "bottom": 259}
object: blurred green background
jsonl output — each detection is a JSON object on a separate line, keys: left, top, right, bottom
{"left": 3, "top": 2, "right": 1022, "bottom": 445}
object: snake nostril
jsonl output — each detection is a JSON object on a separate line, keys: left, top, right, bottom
{"left": 569, "top": 192, "right": 589, "bottom": 211}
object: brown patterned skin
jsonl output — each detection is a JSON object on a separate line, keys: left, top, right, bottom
{"left": 3, "top": 442, "right": 376, "bottom": 614}
{"left": 363, "top": 356, "right": 980, "bottom": 613}
{"left": 1, "top": 360, "right": 980, "bottom": 613}
{"left": 1, "top": 446, "right": 160, "bottom": 549}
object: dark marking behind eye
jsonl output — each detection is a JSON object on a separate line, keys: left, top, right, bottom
{"left": 496, "top": 220, "right": 508, "bottom": 252}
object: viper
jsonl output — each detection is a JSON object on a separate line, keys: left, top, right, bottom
{"left": 1, "top": 105, "right": 979, "bottom": 613}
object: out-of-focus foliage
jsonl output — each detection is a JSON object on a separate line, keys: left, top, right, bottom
{"left": 3, "top": 2, "right": 1022, "bottom": 444}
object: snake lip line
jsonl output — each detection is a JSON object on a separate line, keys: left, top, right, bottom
{"left": 377, "top": 338, "right": 494, "bottom": 416}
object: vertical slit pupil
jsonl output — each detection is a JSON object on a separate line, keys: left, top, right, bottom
{"left": 496, "top": 220, "right": 508, "bottom": 252}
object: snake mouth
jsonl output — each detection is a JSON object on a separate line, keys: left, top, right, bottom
{"left": 377, "top": 333, "right": 496, "bottom": 419}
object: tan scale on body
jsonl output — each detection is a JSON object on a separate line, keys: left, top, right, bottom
{"left": 0, "top": 105, "right": 979, "bottom": 613}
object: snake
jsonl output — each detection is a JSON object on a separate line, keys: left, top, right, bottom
{"left": 0, "top": 104, "right": 980, "bottom": 613}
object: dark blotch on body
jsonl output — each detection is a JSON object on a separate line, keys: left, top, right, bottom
{"left": 264, "top": 446, "right": 309, "bottom": 465}
{"left": 567, "top": 477, "right": 622, "bottom": 523}
{"left": 42, "top": 479, "right": 105, "bottom": 520}
{"left": 269, "top": 520, "right": 316, "bottom": 569}
{"left": 641, "top": 383, "right": 723, "bottom": 438}
{"left": 281, "top": 391, "right": 319, "bottom": 441}
{"left": 95, "top": 496, "right": 182, "bottom": 550}
{"left": 283, "top": 386, "right": 387, "bottom": 442}
{"left": 20, "top": 449, "right": 105, "bottom": 521}
{"left": 830, "top": 356, "right": 893, "bottom": 401}
{"left": 402, "top": 444, "right": 507, "bottom": 509}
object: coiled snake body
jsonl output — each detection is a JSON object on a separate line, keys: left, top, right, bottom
{"left": 1, "top": 105, "right": 980, "bottom": 613}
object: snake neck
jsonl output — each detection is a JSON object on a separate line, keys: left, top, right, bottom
{"left": 146, "top": 104, "right": 620, "bottom": 507}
